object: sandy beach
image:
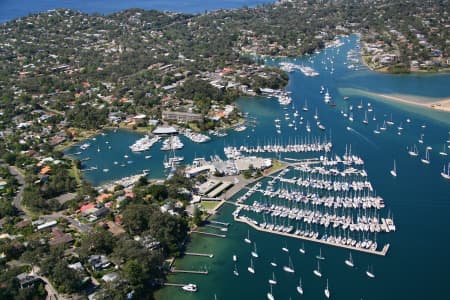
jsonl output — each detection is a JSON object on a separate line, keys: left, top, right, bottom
{"left": 342, "top": 89, "right": 450, "bottom": 113}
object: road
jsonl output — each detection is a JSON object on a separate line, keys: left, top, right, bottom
{"left": 30, "top": 267, "right": 65, "bottom": 300}
{"left": 7, "top": 165, "right": 28, "bottom": 217}
{"left": 42, "top": 211, "right": 92, "bottom": 233}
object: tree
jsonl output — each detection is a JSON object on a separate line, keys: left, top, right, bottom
{"left": 192, "top": 206, "right": 202, "bottom": 226}
{"left": 122, "top": 259, "right": 149, "bottom": 287}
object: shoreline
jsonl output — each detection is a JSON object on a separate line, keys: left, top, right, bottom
{"left": 343, "top": 89, "right": 450, "bottom": 113}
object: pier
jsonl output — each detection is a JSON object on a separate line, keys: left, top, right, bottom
{"left": 170, "top": 268, "right": 209, "bottom": 275}
{"left": 185, "top": 252, "right": 214, "bottom": 258}
{"left": 209, "top": 220, "right": 230, "bottom": 227}
{"left": 163, "top": 283, "right": 191, "bottom": 287}
{"left": 191, "top": 230, "right": 226, "bottom": 238}
{"left": 234, "top": 214, "right": 390, "bottom": 256}
{"left": 206, "top": 224, "right": 228, "bottom": 231}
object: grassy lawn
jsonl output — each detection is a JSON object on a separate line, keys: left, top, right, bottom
{"left": 200, "top": 201, "right": 220, "bottom": 211}
{"left": 263, "top": 159, "right": 286, "bottom": 175}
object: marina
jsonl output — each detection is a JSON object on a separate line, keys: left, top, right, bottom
{"left": 228, "top": 157, "right": 392, "bottom": 256}
{"left": 58, "top": 34, "right": 450, "bottom": 300}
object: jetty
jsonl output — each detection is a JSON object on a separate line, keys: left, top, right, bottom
{"left": 170, "top": 268, "right": 209, "bottom": 275}
{"left": 163, "top": 283, "right": 190, "bottom": 287}
{"left": 185, "top": 252, "right": 214, "bottom": 258}
{"left": 191, "top": 230, "right": 226, "bottom": 238}
{"left": 209, "top": 220, "right": 230, "bottom": 227}
{"left": 206, "top": 224, "right": 228, "bottom": 231}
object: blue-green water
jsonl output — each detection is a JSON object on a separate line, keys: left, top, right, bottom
{"left": 67, "top": 35, "right": 450, "bottom": 299}
{"left": 0, "top": 0, "right": 275, "bottom": 23}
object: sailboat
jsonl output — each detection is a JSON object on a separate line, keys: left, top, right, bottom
{"left": 251, "top": 242, "right": 259, "bottom": 258}
{"left": 299, "top": 243, "right": 306, "bottom": 254}
{"left": 302, "top": 99, "right": 309, "bottom": 112}
{"left": 313, "top": 260, "right": 322, "bottom": 277}
{"left": 270, "top": 260, "right": 278, "bottom": 267}
{"left": 282, "top": 256, "right": 295, "bottom": 273}
{"left": 267, "top": 284, "right": 275, "bottom": 300}
{"left": 316, "top": 248, "right": 325, "bottom": 260}
{"left": 244, "top": 230, "right": 251, "bottom": 244}
{"left": 421, "top": 148, "right": 430, "bottom": 164}
{"left": 418, "top": 133, "right": 424, "bottom": 144}
{"left": 380, "top": 120, "right": 387, "bottom": 131}
{"left": 282, "top": 242, "right": 289, "bottom": 253}
{"left": 373, "top": 124, "right": 380, "bottom": 134}
{"left": 296, "top": 277, "right": 303, "bottom": 295}
{"left": 366, "top": 265, "right": 375, "bottom": 278}
{"left": 390, "top": 160, "right": 397, "bottom": 177}
{"left": 386, "top": 113, "right": 394, "bottom": 125}
{"left": 439, "top": 144, "right": 448, "bottom": 156}
{"left": 324, "top": 90, "right": 331, "bottom": 103}
{"left": 233, "top": 264, "right": 239, "bottom": 276}
{"left": 362, "top": 111, "right": 368, "bottom": 124}
{"left": 345, "top": 252, "right": 354, "bottom": 267}
{"left": 441, "top": 163, "right": 450, "bottom": 179}
{"left": 233, "top": 255, "right": 237, "bottom": 262}
{"left": 357, "top": 99, "right": 363, "bottom": 109}
{"left": 248, "top": 258, "right": 255, "bottom": 274}
{"left": 348, "top": 112, "right": 354, "bottom": 122}
{"left": 408, "top": 145, "right": 419, "bottom": 156}
{"left": 324, "top": 279, "right": 330, "bottom": 299}
{"left": 268, "top": 272, "right": 277, "bottom": 285}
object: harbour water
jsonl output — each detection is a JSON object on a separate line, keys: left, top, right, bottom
{"left": 0, "top": 0, "right": 275, "bottom": 23}
{"left": 151, "top": 35, "right": 450, "bottom": 300}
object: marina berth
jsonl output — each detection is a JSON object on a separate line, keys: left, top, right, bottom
{"left": 129, "top": 135, "right": 160, "bottom": 152}
{"left": 161, "top": 135, "right": 184, "bottom": 151}
{"left": 231, "top": 155, "right": 393, "bottom": 256}
{"left": 182, "top": 129, "right": 211, "bottom": 143}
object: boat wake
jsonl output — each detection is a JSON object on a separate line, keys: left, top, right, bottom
{"left": 347, "top": 127, "right": 378, "bottom": 148}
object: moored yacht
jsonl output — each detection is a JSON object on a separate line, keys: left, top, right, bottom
{"left": 324, "top": 279, "right": 330, "bottom": 299}
{"left": 441, "top": 163, "right": 450, "bottom": 179}
{"left": 251, "top": 242, "right": 259, "bottom": 258}
{"left": 248, "top": 258, "right": 255, "bottom": 274}
{"left": 182, "top": 284, "right": 197, "bottom": 292}
{"left": 390, "top": 160, "right": 397, "bottom": 177}
{"left": 283, "top": 256, "right": 295, "bottom": 273}
{"left": 268, "top": 272, "right": 277, "bottom": 285}
{"left": 296, "top": 277, "right": 303, "bottom": 295}
{"left": 233, "top": 264, "right": 239, "bottom": 276}
{"left": 408, "top": 145, "right": 419, "bottom": 156}
{"left": 299, "top": 243, "right": 306, "bottom": 254}
{"left": 267, "top": 284, "right": 275, "bottom": 300}
{"left": 366, "top": 265, "right": 375, "bottom": 278}
{"left": 316, "top": 248, "right": 325, "bottom": 260}
{"left": 313, "top": 260, "right": 322, "bottom": 277}
{"left": 244, "top": 230, "right": 251, "bottom": 244}
{"left": 421, "top": 148, "right": 430, "bottom": 164}
{"left": 345, "top": 252, "right": 354, "bottom": 267}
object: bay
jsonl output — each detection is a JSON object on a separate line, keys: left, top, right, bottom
{"left": 150, "top": 35, "right": 450, "bottom": 300}
{"left": 0, "top": 0, "right": 275, "bottom": 23}
{"left": 64, "top": 35, "right": 450, "bottom": 299}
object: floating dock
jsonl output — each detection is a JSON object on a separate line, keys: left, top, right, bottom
{"left": 234, "top": 214, "right": 390, "bottom": 256}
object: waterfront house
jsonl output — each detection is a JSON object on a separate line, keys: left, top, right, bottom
{"left": 88, "top": 255, "right": 112, "bottom": 271}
